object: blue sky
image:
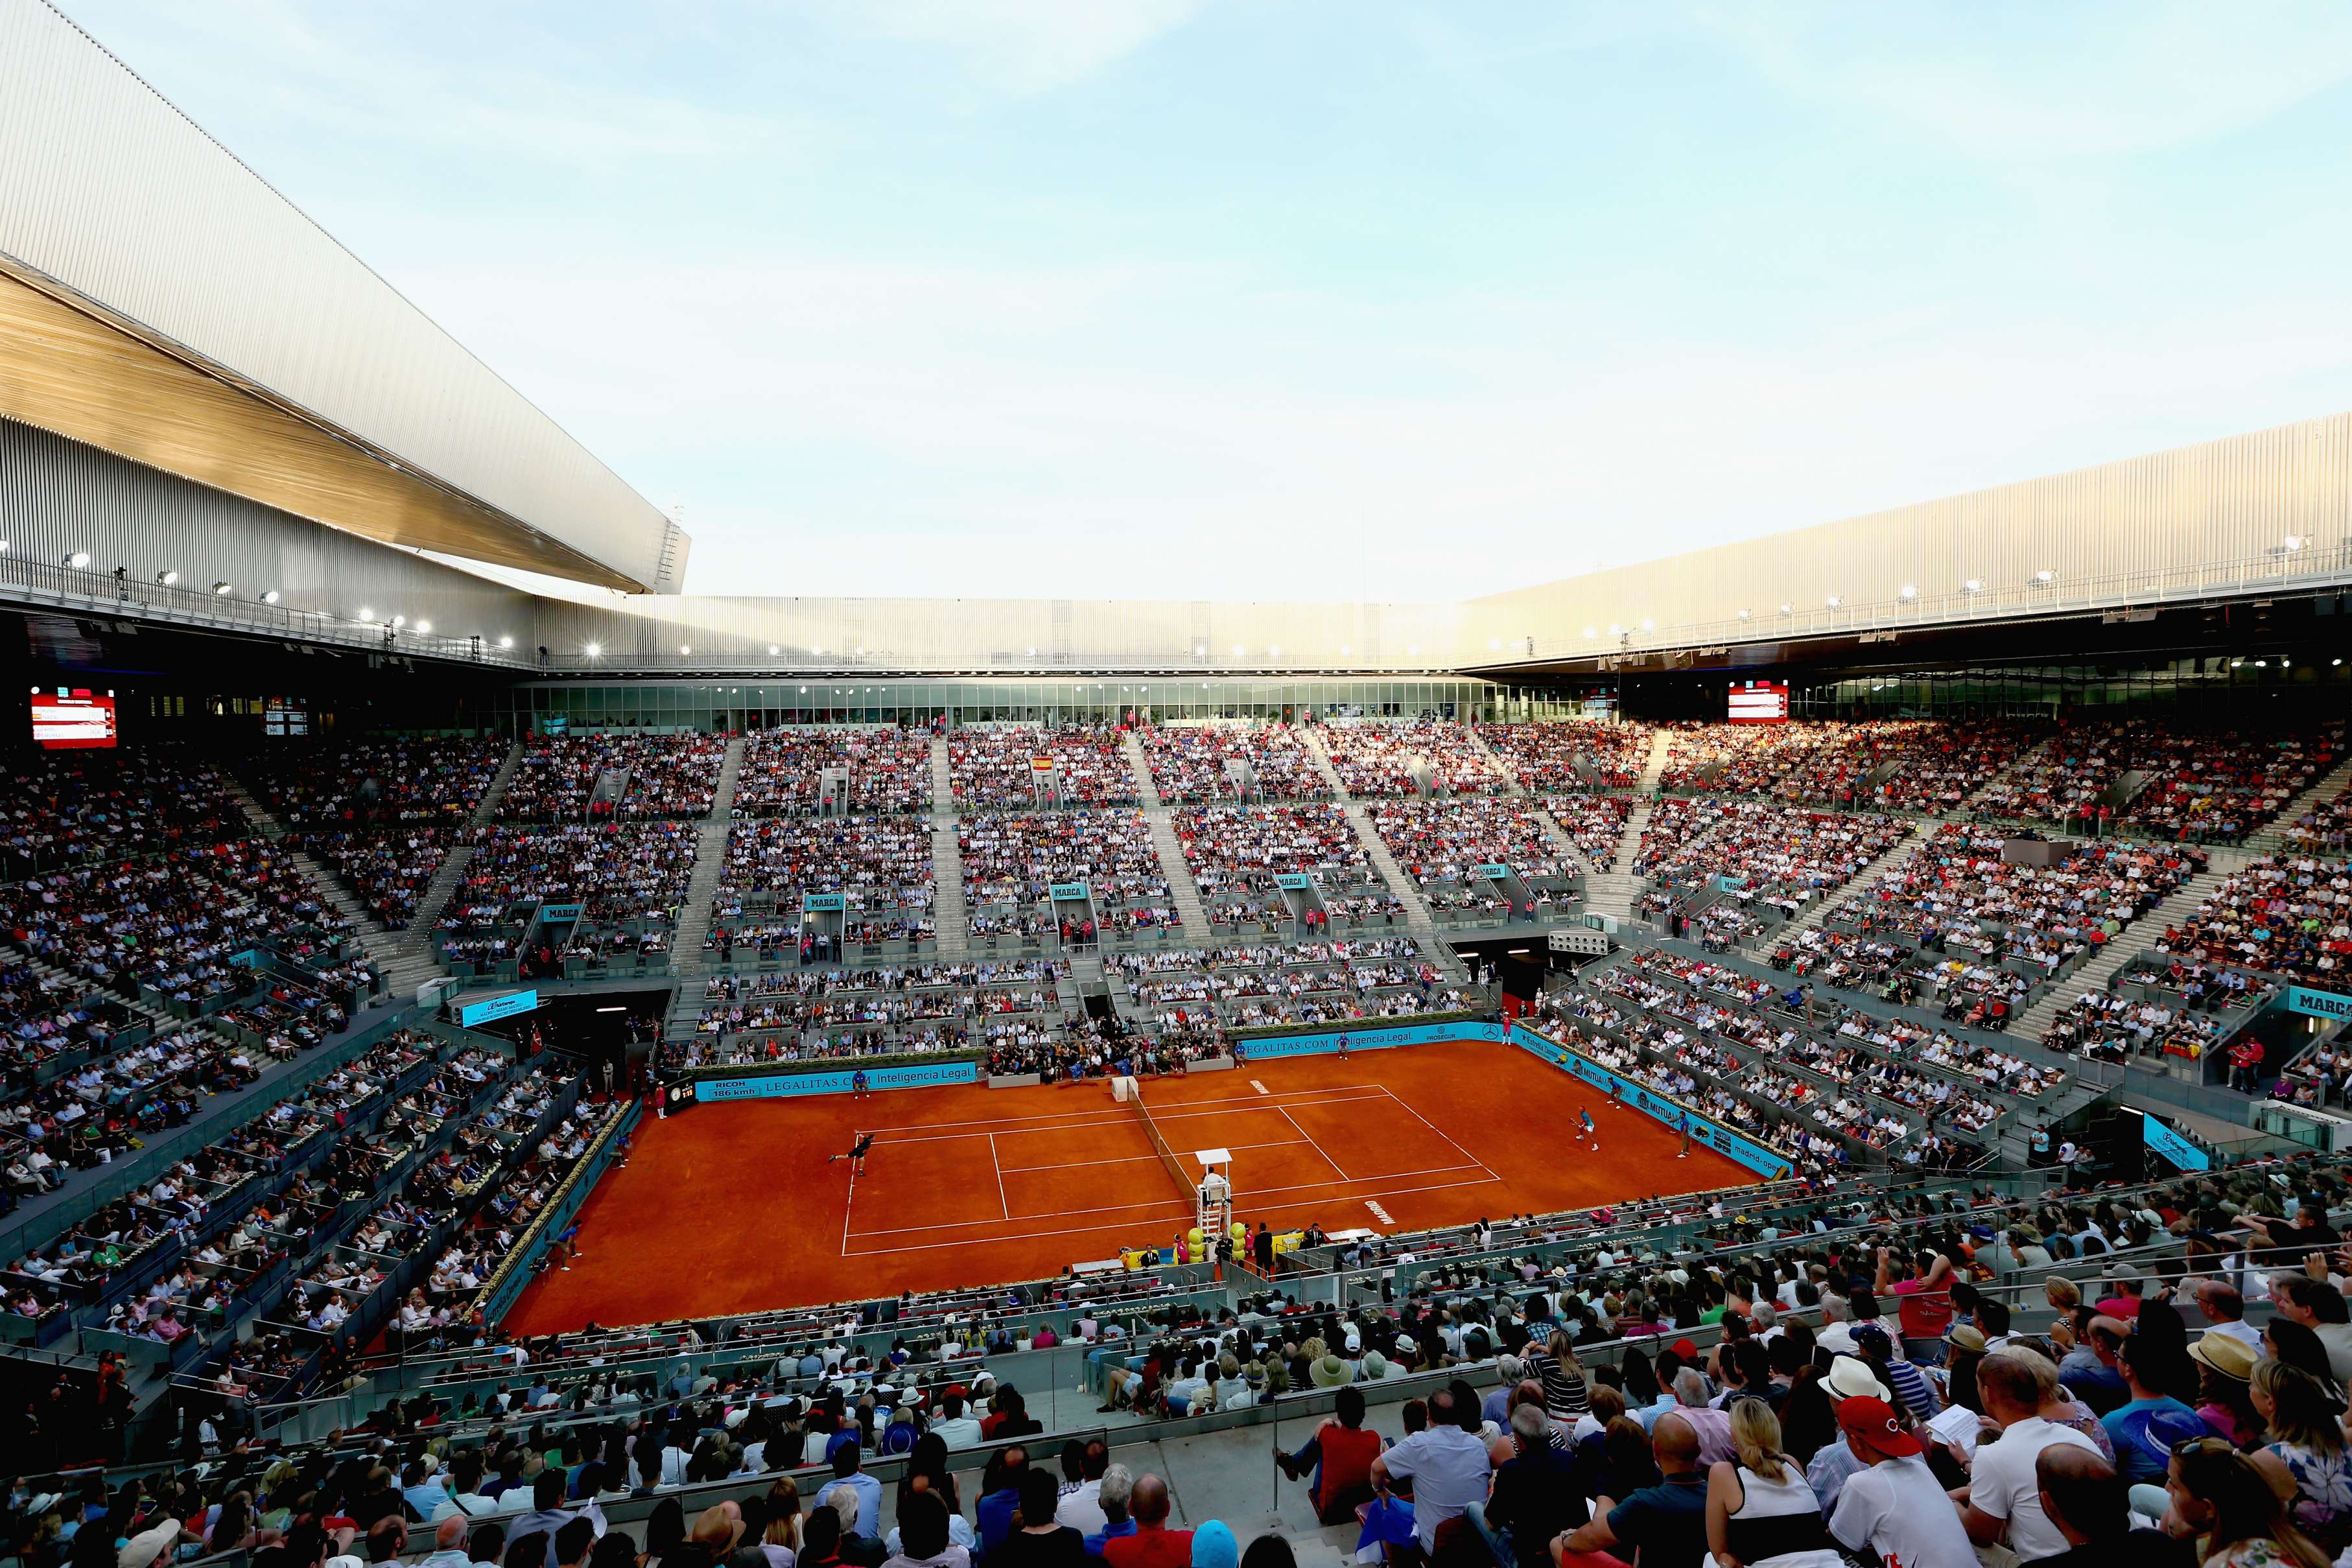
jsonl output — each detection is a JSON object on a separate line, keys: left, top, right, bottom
{"left": 58, "top": 1, "right": 2352, "bottom": 602}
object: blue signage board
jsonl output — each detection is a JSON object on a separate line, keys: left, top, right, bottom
{"left": 1240, "top": 1021, "right": 1506, "bottom": 1060}
{"left": 1049, "top": 882, "right": 1091, "bottom": 900}
{"left": 2137, "top": 1110, "right": 2211, "bottom": 1171}
{"left": 458, "top": 989, "right": 540, "bottom": 1027}
{"left": 539, "top": 903, "right": 584, "bottom": 922}
{"left": 2285, "top": 986, "right": 2352, "bottom": 1022}
{"left": 802, "top": 893, "right": 847, "bottom": 913}
{"left": 696, "top": 1060, "right": 979, "bottom": 1101}
{"left": 1505, "top": 1024, "right": 1791, "bottom": 1179}
{"left": 1274, "top": 873, "right": 1314, "bottom": 891}
{"left": 1473, "top": 863, "right": 1511, "bottom": 880}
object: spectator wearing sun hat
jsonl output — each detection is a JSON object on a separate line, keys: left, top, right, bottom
{"left": 1806, "top": 1359, "right": 1892, "bottom": 1512}
{"left": 2186, "top": 1330, "right": 2261, "bottom": 1445}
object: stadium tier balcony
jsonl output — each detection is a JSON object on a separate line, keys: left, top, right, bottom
{"left": 1173, "top": 803, "right": 1402, "bottom": 936}
{"left": 1135, "top": 723, "right": 1327, "bottom": 802}
{"left": 733, "top": 728, "right": 934, "bottom": 816}
{"left": 446, "top": 823, "right": 701, "bottom": 977}
{"left": 958, "top": 810, "right": 1166, "bottom": 932}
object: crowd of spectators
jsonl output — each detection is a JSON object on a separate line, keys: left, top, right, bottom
{"left": 1636, "top": 799, "right": 1909, "bottom": 920}
{"left": 712, "top": 817, "right": 935, "bottom": 942}
{"left": 499, "top": 736, "right": 725, "bottom": 822}
{"left": 1973, "top": 719, "right": 2340, "bottom": 841}
{"left": 1477, "top": 720, "right": 1654, "bottom": 790}
{"left": 734, "top": 730, "right": 934, "bottom": 817}
{"left": 453, "top": 824, "right": 701, "bottom": 929}
{"left": 250, "top": 737, "right": 508, "bottom": 830}
{"left": 1542, "top": 794, "right": 1635, "bottom": 865}
{"left": 1323, "top": 721, "right": 1505, "bottom": 797}
{"left": 950, "top": 727, "right": 1138, "bottom": 810}
{"left": 959, "top": 812, "right": 1168, "bottom": 908}
{"left": 2161, "top": 856, "right": 2352, "bottom": 988}
{"left": 0, "top": 746, "right": 246, "bottom": 871}
{"left": 1137, "top": 724, "right": 1326, "bottom": 803}
{"left": 1369, "top": 800, "right": 1573, "bottom": 916}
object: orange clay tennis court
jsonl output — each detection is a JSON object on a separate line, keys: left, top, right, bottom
{"left": 503, "top": 1038, "right": 1748, "bottom": 1333}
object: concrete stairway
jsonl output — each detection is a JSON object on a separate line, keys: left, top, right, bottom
{"left": 1298, "top": 729, "right": 1445, "bottom": 941}
{"left": 1740, "top": 817, "right": 1935, "bottom": 955}
{"left": 929, "top": 735, "right": 955, "bottom": 814}
{"left": 1529, "top": 804, "right": 1599, "bottom": 880}
{"left": 668, "top": 738, "right": 747, "bottom": 974}
{"left": 471, "top": 742, "right": 525, "bottom": 825}
{"left": 220, "top": 777, "right": 439, "bottom": 1003}
{"left": 1122, "top": 731, "right": 1165, "bottom": 809}
{"left": 1961, "top": 732, "right": 2052, "bottom": 817}
{"left": 932, "top": 816, "right": 970, "bottom": 959}
{"left": 2012, "top": 867, "right": 2219, "bottom": 1041}
{"left": 2248, "top": 750, "right": 2352, "bottom": 852}
{"left": 1143, "top": 808, "right": 1212, "bottom": 934}
{"left": 409, "top": 847, "right": 475, "bottom": 933}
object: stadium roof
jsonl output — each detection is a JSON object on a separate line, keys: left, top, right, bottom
{"left": 0, "top": 0, "right": 686, "bottom": 594}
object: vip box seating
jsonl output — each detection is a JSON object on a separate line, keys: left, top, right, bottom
{"left": 1366, "top": 799, "right": 1575, "bottom": 925}
{"left": 948, "top": 725, "right": 1137, "bottom": 809}
{"left": 1972, "top": 718, "right": 2344, "bottom": 841}
{"left": 444, "top": 822, "right": 701, "bottom": 977}
{"left": 1172, "top": 803, "right": 1402, "bottom": 936}
{"left": 1111, "top": 939, "right": 1459, "bottom": 1032}
{"left": 1136, "top": 723, "right": 1327, "bottom": 802}
{"left": 1476, "top": 720, "right": 1653, "bottom": 790}
{"left": 1818, "top": 824, "right": 2202, "bottom": 1009}
{"left": 733, "top": 728, "right": 934, "bottom": 816}
{"left": 958, "top": 810, "right": 1170, "bottom": 946}
{"left": 1321, "top": 720, "right": 1504, "bottom": 797}
{"left": 709, "top": 815, "right": 937, "bottom": 954}
{"left": 497, "top": 734, "right": 725, "bottom": 821}
{"left": 1634, "top": 799, "right": 1908, "bottom": 944}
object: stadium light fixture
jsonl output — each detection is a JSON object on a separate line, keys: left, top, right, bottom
{"left": 1608, "top": 624, "right": 1621, "bottom": 636}
{"left": 1582, "top": 626, "right": 1597, "bottom": 638}
{"left": 66, "top": 551, "right": 89, "bottom": 568}
{"left": 1736, "top": 609, "right": 1750, "bottom": 620}
{"left": 415, "top": 620, "right": 431, "bottom": 633}
{"left": 1232, "top": 644, "right": 1244, "bottom": 657}
{"left": 1963, "top": 579, "right": 1984, "bottom": 593}
{"left": 391, "top": 615, "right": 406, "bottom": 627}
{"left": 768, "top": 644, "right": 780, "bottom": 655}
{"left": 2284, "top": 535, "right": 2307, "bottom": 550}
{"left": 1269, "top": 644, "right": 1281, "bottom": 657}
{"left": 499, "top": 635, "right": 513, "bottom": 649}
{"left": 1027, "top": 646, "right": 1037, "bottom": 657}
{"left": 358, "top": 605, "right": 374, "bottom": 620}
{"left": 2033, "top": 570, "right": 2056, "bottom": 584}
{"left": 679, "top": 644, "right": 692, "bottom": 655}
{"left": 212, "top": 581, "right": 233, "bottom": 596}
{"left": 156, "top": 569, "right": 179, "bottom": 586}
{"left": 1826, "top": 596, "right": 1842, "bottom": 608}
{"left": 1778, "top": 603, "right": 1792, "bottom": 614}
{"left": 1339, "top": 644, "right": 1350, "bottom": 655}
{"left": 1407, "top": 644, "right": 1418, "bottom": 655}
{"left": 585, "top": 642, "right": 602, "bottom": 657}
{"left": 1898, "top": 585, "right": 1916, "bottom": 600}
{"left": 855, "top": 646, "right": 865, "bottom": 655}
{"left": 1488, "top": 638, "right": 1500, "bottom": 649}
{"left": 1640, "top": 618, "right": 1654, "bottom": 630}
{"left": 261, "top": 589, "right": 279, "bottom": 603}
{"left": 812, "top": 646, "right": 823, "bottom": 656}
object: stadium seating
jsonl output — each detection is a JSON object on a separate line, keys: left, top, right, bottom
{"left": 1136, "top": 723, "right": 1326, "bottom": 802}
{"left": 949, "top": 726, "right": 1137, "bottom": 809}
{"left": 1321, "top": 720, "right": 1503, "bottom": 797}
{"left": 498, "top": 734, "right": 725, "bottom": 821}
{"left": 733, "top": 729, "right": 933, "bottom": 816}
{"left": 1475, "top": 719, "right": 1653, "bottom": 790}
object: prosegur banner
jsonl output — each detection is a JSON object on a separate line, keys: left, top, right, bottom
{"left": 2137, "top": 1109, "right": 2212, "bottom": 1172}
{"left": 458, "top": 989, "right": 539, "bottom": 1027}
{"left": 2285, "top": 987, "right": 2352, "bottom": 1022}
{"left": 1506, "top": 1024, "right": 1793, "bottom": 1180}
{"left": 696, "top": 1060, "right": 980, "bottom": 1101}
{"left": 1240, "top": 1022, "right": 1507, "bottom": 1059}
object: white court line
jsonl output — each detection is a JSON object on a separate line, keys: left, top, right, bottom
{"left": 845, "top": 1160, "right": 1491, "bottom": 1239}
{"left": 986, "top": 1133, "right": 1010, "bottom": 1219}
{"left": 843, "top": 1171, "right": 1506, "bottom": 1257}
{"left": 838, "top": 1134, "right": 861, "bottom": 1258}
{"left": 864, "top": 1089, "right": 1398, "bottom": 1147}
{"left": 1372, "top": 1084, "right": 1503, "bottom": 1181}
{"left": 1000, "top": 1135, "right": 1312, "bottom": 1175}
{"left": 1278, "top": 1106, "right": 1349, "bottom": 1181}
{"left": 1251, "top": 1080, "right": 1268, "bottom": 1094}
{"left": 849, "top": 1082, "right": 1396, "bottom": 1141}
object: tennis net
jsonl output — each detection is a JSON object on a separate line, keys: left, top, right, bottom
{"left": 1130, "top": 1086, "right": 1193, "bottom": 1197}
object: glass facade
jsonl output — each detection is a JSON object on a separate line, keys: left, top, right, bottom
{"left": 493, "top": 677, "right": 1525, "bottom": 734}
{"left": 1798, "top": 653, "right": 2352, "bottom": 719}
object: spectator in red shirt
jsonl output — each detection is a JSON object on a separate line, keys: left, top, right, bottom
{"left": 1100, "top": 1475, "right": 1191, "bottom": 1568}
{"left": 1874, "top": 1245, "right": 1955, "bottom": 1363}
